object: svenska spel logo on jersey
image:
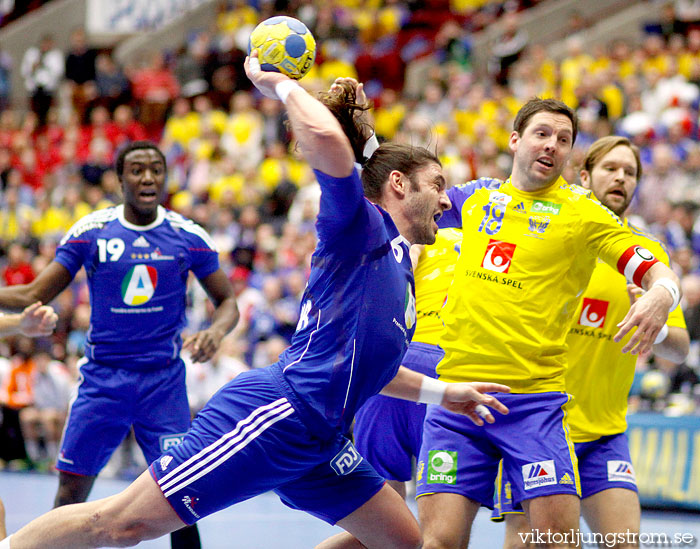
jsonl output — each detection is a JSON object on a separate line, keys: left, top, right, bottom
{"left": 482, "top": 239, "right": 516, "bottom": 273}
{"left": 578, "top": 298, "right": 609, "bottom": 328}
{"left": 607, "top": 460, "right": 636, "bottom": 484}
{"left": 427, "top": 450, "right": 457, "bottom": 484}
{"left": 121, "top": 264, "right": 158, "bottom": 305}
{"left": 522, "top": 460, "right": 557, "bottom": 490}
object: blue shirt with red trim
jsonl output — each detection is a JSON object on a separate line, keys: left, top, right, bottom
{"left": 55, "top": 205, "right": 220, "bottom": 370}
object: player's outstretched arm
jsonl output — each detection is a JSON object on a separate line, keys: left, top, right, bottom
{"left": 183, "top": 269, "right": 240, "bottom": 362}
{"left": 0, "top": 302, "right": 57, "bottom": 338}
{"left": 615, "top": 262, "right": 681, "bottom": 356}
{"left": 244, "top": 51, "right": 354, "bottom": 178}
{"left": 381, "top": 366, "right": 510, "bottom": 426}
{"left": 0, "top": 261, "right": 73, "bottom": 312}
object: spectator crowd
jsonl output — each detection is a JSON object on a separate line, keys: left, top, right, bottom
{"left": 1, "top": 0, "right": 700, "bottom": 474}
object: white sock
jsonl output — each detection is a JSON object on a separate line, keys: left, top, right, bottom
{"left": 0, "top": 534, "right": 13, "bottom": 548}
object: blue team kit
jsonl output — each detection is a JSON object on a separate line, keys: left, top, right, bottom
{"left": 149, "top": 169, "right": 418, "bottom": 524}
{"left": 54, "top": 205, "right": 219, "bottom": 475}
{"left": 417, "top": 392, "right": 580, "bottom": 508}
{"left": 492, "top": 432, "right": 637, "bottom": 519}
{"left": 354, "top": 341, "right": 442, "bottom": 482}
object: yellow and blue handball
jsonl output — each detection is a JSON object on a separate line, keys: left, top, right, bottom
{"left": 248, "top": 16, "right": 316, "bottom": 80}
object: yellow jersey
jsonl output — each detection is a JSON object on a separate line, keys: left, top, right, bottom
{"left": 565, "top": 222, "right": 686, "bottom": 442}
{"left": 413, "top": 228, "right": 462, "bottom": 345}
{"left": 437, "top": 177, "right": 661, "bottom": 393}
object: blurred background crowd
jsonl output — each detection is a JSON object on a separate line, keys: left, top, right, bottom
{"left": 1, "top": 0, "right": 700, "bottom": 475}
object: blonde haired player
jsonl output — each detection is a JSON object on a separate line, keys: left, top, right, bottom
{"left": 493, "top": 136, "right": 689, "bottom": 548}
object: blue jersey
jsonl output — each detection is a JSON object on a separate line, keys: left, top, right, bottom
{"left": 270, "top": 169, "right": 416, "bottom": 440}
{"left": 55, "top": 205, "right": 220, "bottom": 370}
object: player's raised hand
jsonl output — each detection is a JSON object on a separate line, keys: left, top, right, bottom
{"left": 245, "top": 50, "right": 292, "bottom": 100}
{"left": 330, "top": 77, "right": 374, "bottom": 126}
{"left": 18, "top": 302, "right": 57, "bottom": 337}
{"left": 441, "top": 382, "right": 510, "bottom": 426}
{"left": 331, "top": 77, "right": 366, "bottom": 103}
{"left": 183, "top": 327, "right": 226, "bottom": 363}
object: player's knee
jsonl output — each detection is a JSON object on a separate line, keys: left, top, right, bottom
{"left": 504, "top": 538, "right": 532, "bottom": 549}
{"left": 421, "top": 532, "right": 462, "bottom": 549}
{"left": 530, "top": 513, "right": 577, "bottom": 535}
{"left": 401, "top": 527, "right": 422, "bottom": 549}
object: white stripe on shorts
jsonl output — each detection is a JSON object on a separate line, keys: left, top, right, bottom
{"left": 159, "top": 397, "right": 294, "bottom": 498}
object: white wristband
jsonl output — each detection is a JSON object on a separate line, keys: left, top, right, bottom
{"left": 654, "top": 323, "right": 669, "bottom": 345}
{"left": 275, "top": 80, "right": 301, "bottom": 104}
{"left": 652, "top": 277, "right": 681, "bottom": 312}
{"left": 418, "top": 376, "right": 447, "bottom": 405}
{"left": 0, "top": 535, "right": 12, "bottom": 549}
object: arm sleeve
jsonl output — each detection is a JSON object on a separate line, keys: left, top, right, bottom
{"left": 54, "top": 230, "right": 91, "bottom": 277}
{"left": 313, "top": 168, "right": 366, "bottom": 243}
{"left": 583, "top": 199, "right": 657, "bottom": 285}
{"left": 183, "top": 225, "right": 221, "bottom": 280}
{"left": 438, "top": 177, "right": 503, "bottom": 229}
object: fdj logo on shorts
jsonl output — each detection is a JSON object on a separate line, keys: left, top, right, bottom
{"left": 121, "top": 264, "right": 158, "bottom": 305}
{"left": 330, "top": 440, "right": 363, "bottom": 476}
{"left": 159, "top": 433, "right": 186, "bottom": 452}
{"left": 427, "top": 450, "right": 457, "bottom": 484}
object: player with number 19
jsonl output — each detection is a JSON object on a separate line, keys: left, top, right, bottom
{"left": 0, "top": 141, "right": 239, "bottom": 549}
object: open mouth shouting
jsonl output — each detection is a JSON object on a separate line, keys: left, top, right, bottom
{"left": 139, "top": 188, "right": 159, "bottom": 204}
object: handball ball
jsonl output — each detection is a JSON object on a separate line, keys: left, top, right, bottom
{"left": 248, "top": 16, "right": 316, "bottom": 80}
{"left": 640, "top": 370, "right": 670, "bottom": 400}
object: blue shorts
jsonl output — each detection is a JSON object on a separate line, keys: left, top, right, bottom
{"left": 57, "top": 358, "right": 191, "bottom": 476}
{"left": 353, "top": 342, "right": 442, "bottom": 481}
{"left": 491, "top": 432, "right": 637, "bottom": 520}
{"left": 416, "top": 392, "right": 579, "bottom": 508}
{"left": 149, "top": 367, "right": 385, "bottom": 526}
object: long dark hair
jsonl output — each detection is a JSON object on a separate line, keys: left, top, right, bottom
{"left": 318, "top": 83, "right": 440, "bottom": 201}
